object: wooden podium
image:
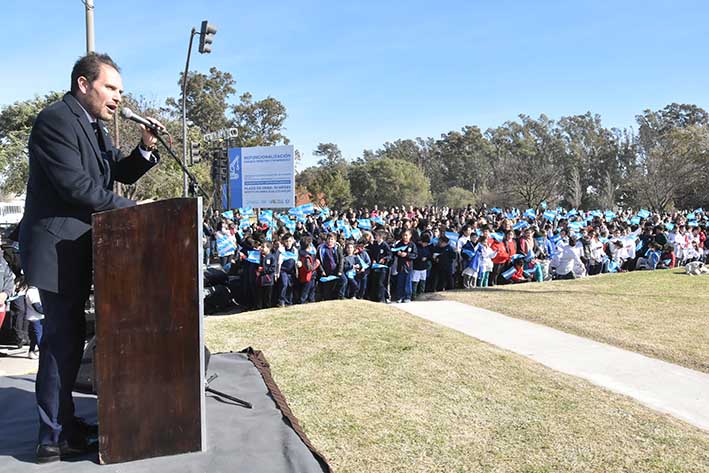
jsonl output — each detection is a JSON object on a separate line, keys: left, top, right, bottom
{"left": 92, "top": 198, "right": 206, "bottom": 464}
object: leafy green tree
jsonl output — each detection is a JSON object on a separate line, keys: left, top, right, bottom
{"left": 434, "top": 126, "right": 493, "bottom": 195}
{"left": 629, "top": 105, "right": 709, "bottom": 211}
{"left": 487, "top": 115, "right": 565, "bottom": 208}
{"left": 165, "top": 67, "right": 236, "bottom": 133}
{"left": 434, "top": 186, "right": 476, "bottom": 208}
{"left": 231, "top": 92, "right": 289, "bottom": 147}
{"left": 349, "top": 158, "right": 431, "bottom": 208}
{"left": 0, "top": 91, "right": 63, "bottom": 195}
{"left": 306, "top": 143, "right": 352, "bottom": 207}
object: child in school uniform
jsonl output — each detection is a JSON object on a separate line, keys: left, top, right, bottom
{"left": 255, "top": 242, "right": 277, "bottom": 309}
{"left": 412, "top": 233, "right": 432, "bottom": 299}
{"left": 477, "top": 238, "right": 497, "bottom": 287}
{"left": 392, "top": 229, "right": 418, "bottom": 302}
{"left": 431, "top": 235, "right": 456, "bottom": 291}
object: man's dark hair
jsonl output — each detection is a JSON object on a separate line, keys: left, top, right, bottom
{"left": 70, "top": 53, "right": 120, "bottom": 94}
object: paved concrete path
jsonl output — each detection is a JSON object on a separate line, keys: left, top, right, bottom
{"left": 0, "top": 346, "right": 38, "bottom": 376}
{"left": 395, "top": 300, "right": 709, "bottom": 432}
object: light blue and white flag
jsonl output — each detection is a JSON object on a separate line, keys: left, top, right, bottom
{"left": 357, "top": 219, "right": 372, "bottom": 230}
{"left": 239, "top": 219, "right": 251, "bottom": 230}
{"left": 222, "top": 210, "right": 234, "bottom": 220}
{"left": 540, "top": 201, "right": 548, "bottom": 209}
{"left": 513, "top": 221, "right": 529, "bottom": 231}
{"left": 320, "top": 275, "right": 339, "bottom": 283}
{"left": 543, "top": 210, "right": 556, "bottom": 221}
{"left": 502, "top": 266, "right": 517, "bottom": 280}
{"left": 491, "top": 232, "right": 504, "bottom": 242}
{"left": 247, "top": 250, "right": 261, "bottom": 264}
{"left": 259, "top": 210, "right": 273, "bottom": 223}
{"left": 371, "top": 263, "right": 388, "bottom": 270}
{"left": 630, "top": 216, "right": 641, "bottom": 225}
{"left": 216, "top": 234, "right": 236, "bottom": 257}
{"left": 238, "top": 207, "right": 254, "bottom": 216}
{"left": 665, "top": 223, "right": 675, "bottom": 231}
{"left": 686, "top": 212, "right": 696, "bottom": 220}
{"left": 524, "top": 209, "right": 536, "bottom": 219}
{"left": 351, "top": 228, "right": 362, "bottom": 241}
{"left": 345, "top": 269, "right": 356, "bottom": 280}
{"left": 688, "top": 221, "right": 699, "bottom": 227}
{"left": 445, "top": 231, "right": 459, "bottom": 246}
{"left": 371, "top": 216, "right": 385, "bottom": 225}
{"left": 282, "top": 250, "right": 297, "bottom": 261}
{"left": 297, "top": 203, "right": 315, "bottom": 214}
{"left": 390, "top": 245, "right": 408, "bottom": 253}
{"left": 638, "top": 209, "right": 651, "bottom": 219}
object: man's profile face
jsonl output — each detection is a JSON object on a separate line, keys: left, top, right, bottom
{"left": 77, "top": 64, "right": 123, "bottom": 121}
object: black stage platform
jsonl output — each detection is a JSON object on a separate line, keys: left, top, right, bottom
{"left": 0, "top": 352, "right": 330, "bottom": 472}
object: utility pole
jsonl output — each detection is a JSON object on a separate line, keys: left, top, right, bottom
{"left": 85, "top": 0, "right": 95, "bottom": 53}
{"left": 181, "top": 21, "right": 217, "bottom": 197}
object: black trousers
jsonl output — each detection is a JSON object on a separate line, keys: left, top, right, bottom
{"left": 36, "top": 288, "right": 90, "bottom": 445}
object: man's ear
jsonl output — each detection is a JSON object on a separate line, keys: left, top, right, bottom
{"left": 76, "top": 76, "right": 90, "bottom": 95}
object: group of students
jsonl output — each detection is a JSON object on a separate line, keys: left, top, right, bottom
{"left": 203, "top": 205, "right": 708, "bottom": 310}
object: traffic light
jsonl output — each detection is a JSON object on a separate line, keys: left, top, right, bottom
{"left": 211, "top": 150, "right": 228, "bottom": 182}
{"left": 198, "top": 21, "right": 217, "bottom": 54}
{"left": 189, "top": 141, "right": 201, "bottom": 165}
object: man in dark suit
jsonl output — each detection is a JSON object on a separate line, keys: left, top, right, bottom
{"left": 19, "top": 53, "right": 161, "bottom": 464}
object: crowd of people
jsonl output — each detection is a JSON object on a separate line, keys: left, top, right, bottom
{"left": 202, "top": 204, "right": 708, "bottom": 310}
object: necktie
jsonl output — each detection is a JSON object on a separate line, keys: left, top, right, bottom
{"left": 91, "top": 122, "right": 106, "bottom": 152}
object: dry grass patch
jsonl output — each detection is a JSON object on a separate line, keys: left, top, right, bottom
{"left": 438, "top": 269, "right": 709, "bottom": 373}
{"left": 205, "top": 301, "right": 709, "bottom": 473}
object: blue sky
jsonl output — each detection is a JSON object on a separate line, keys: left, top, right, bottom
{"left": 1, "top": 0, "right": 708, "bottom": 168}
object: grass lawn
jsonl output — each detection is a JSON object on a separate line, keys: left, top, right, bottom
{"left": 436, "top": 269, "right": 709, "bottom": 374}
{"left": 205, "top": 301, "right": 709, "bottom": 473}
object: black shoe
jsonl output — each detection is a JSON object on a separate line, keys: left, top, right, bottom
{"left": 36, "top": 443, "right": 61, "bottom": 464}
{"left": 73, "top": 417, "right": 98, "bottom": 437}
{"left": 59, "top": 435, "right": 98, "bottom": 459}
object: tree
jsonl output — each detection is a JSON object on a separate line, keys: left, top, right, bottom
{"left": 435, "top": 186, "right": 476, "bottom": 208}
{"left": 165, "top": 67, "right": 236, "bottom": 133}
{"left": 487, "top": 115, "right": 565, "bottom": 208}
{"left": 0, "top": 91, "right": 63, "bottom": 195}
{"left": 349, "top": 158, "right": 431, "bottom": 208}
{"left": 231, "top": 92, "right": 289, "bottom": 147}
{"left": 434, "top": 126, "right": 493, "bottom": 195}
{"left": 306, "top": 143, "right": 352, "bottom": 207}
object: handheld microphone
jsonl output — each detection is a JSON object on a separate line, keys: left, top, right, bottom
{"left": 120, "top": 107, "right": 166, "bottom": 134}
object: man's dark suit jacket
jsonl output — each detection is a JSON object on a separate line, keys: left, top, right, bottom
{"left": 20, "top": 93, "right": 158, "bottom": 295}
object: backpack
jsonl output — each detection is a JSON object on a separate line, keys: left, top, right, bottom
{"left": 297, "top": 254, "right": 319, "bottom": 284}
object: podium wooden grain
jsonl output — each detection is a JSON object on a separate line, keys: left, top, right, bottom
{"left": 93, "top": 198, "right": 206, "bottom": 464}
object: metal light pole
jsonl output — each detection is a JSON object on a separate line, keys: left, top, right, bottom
{"left": 181, "top": 28, "right": 197, "bottom": 197}
{"left": 85, "top": 0, "right": 95, "bottom": 53}
{"left": 181, "top": 21, "right": 217, "bottom": 197}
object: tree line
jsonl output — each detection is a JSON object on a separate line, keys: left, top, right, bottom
{"left": 299, "top": 103, "right": 709, "bottom": 212}
{"left": 1, "top": 65, "right": 707, "bottom": 211}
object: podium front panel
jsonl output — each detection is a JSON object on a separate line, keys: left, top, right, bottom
{"left": 93, "top": 198, "right": 205, "bottom": 464}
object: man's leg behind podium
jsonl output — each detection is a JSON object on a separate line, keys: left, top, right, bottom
{"left": 36, "top": 289, "right": 89, "bottom": 449}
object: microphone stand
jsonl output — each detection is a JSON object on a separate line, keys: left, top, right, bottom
{"left": 154, "top": 132, "right": 211, "bottom": 202}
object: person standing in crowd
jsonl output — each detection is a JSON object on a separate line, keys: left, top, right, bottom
{"left": 297, "top": 235, "right": 319, "bottom": 304}
{"left": 255, "top": 242, "right": 276, "bottom": 309}
{"left": 19, "top": 53, "right": 160, "bottom": 463}
{"left": 367, "top": 230, "right": 392, "bottom": 303}
{"left": 431, "top": 235, "right": 456, "bottom": 291}
{"left": 354, "top": 240, "right": 371, "bottom": 300}
{"left": 412, "top": 233, "right": 432, "bottom": 298}
{"left": 392, "top": 229, "right": 418, "bottom": 303}
{"left": 277, "top": 234, "right": 298, "bottom": 307}
{"left": 317, "top": 233, "right": 346, "bottom": 300}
